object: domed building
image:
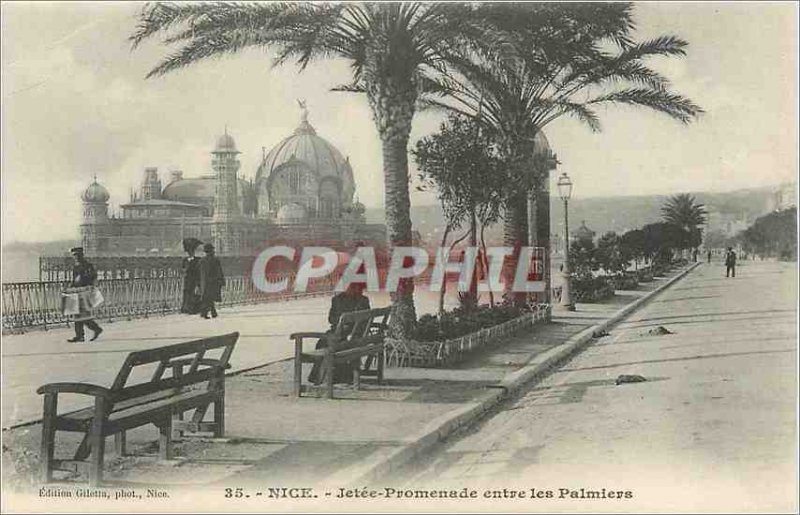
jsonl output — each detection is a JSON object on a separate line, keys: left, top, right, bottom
{"left": 79, "top": 107, "right": 384, "bottom": 256}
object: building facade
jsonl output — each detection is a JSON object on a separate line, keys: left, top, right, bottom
{"left": 80, "top": 110, "right": 386, "bottom": 256}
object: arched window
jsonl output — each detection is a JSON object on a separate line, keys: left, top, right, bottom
{"left": 289, "top": 168, "right": 301, "bottom": 194}
{"left": 318, "top": 179, "right": 340, "bottom": 219}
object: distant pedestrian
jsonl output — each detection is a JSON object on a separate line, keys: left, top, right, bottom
{"left": 199, "top": 243, "right": 225, "bottom": 319}
{"left": 725, "top": 247, "right": 737, "bottom": 278}
{"left": 180, "top": 238, "right": 203, "bottom": 314}
{"left": 692, "top": 249, "right": 698, "bottom": 262}
{"left": 65, "top": 247, "right": 103, "bottom": 343}
{"left": 707, "top": 250, "right": 712, "bottom": 263}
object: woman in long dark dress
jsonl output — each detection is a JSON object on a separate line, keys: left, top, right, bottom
{"left": 180, "top": 238, "right": 203, "bottom": 314}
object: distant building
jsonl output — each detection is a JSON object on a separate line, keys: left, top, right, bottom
{"left": 767, "top": 182, "right": 797, "bottom": 212}
{"left": 705, "top": 210, "right": 751, "bottom": 237}
{"left": 571, "top": 220, "right": 596, "bottom": 243}
{"left": 80, "top": 108, "right": 386, "bottom": 255}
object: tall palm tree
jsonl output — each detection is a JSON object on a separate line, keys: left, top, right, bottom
{"left": 129, "top": 2, "right": 491, "bottom": 336}
{"left": 421, "top": 3, "right": 704, "bottom": 303}
{"left": 661, "top": 193, "right": 708, "bottom": 251}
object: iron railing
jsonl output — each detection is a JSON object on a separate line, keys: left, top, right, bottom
{"left": 1, "top": 273, "right": 339, "bottom": 332}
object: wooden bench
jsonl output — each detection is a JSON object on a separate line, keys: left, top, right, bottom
{"left": 37, "top": 332, "right": 239, "bottom": 486}
{"left": 291, "top": 307, "right": 392, "bottom": 399}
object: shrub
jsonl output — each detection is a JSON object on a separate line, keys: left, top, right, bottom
{"left": 611, "top": 272, "right": 639, "bottom": 290}
{"left": 572, "top": 274, "right": 615, "bottom": 302}
{"left": 412, "top": 303, "right": 529, "bottom": 343}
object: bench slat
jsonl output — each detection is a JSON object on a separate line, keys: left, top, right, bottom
{"left": 105, "top": 391, "right": 218, "bottom": 435}
{"left": 112, "top": 367, "right": 219, "bottom": 403}
{"left": 124, "top": 333, "right": 238, "bottom": 367}
{"left": 62, "top": 388, "right": 200, "bottom": 422}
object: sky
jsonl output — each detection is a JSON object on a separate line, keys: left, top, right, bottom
{"left": 1, "top": 1, "right": 797, "bottom": 243}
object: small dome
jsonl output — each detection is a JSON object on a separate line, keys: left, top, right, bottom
{"left": 82, "top": 179, "right": 110, "bottom": 203}
{"left": 214, "top": 132, "right": 238, "bottom": 153}
{"left": 277, "top": 203, "right": 307, "bottom": 223}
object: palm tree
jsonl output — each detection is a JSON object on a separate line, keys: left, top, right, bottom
{"left": 661, "top": 193, "right": 708, "bottom": 252}
{"left": 421, "top": 3, "right": 704, "bottom": 304}
{"left": 129, "top": 2, "right": 492, "bottom": 336}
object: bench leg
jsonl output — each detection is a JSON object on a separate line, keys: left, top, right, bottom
{"left": 324, "top": 354, "right": 334, "bottom": 400}
{"left": 171, "top": 410, "right": 184, "bottom": 440}
{"left": 40, "top": 393, "right": 57, "bottom": 483}
{"left": 293, "top": 340, "right": 303, "bottom": 397}
{"left": 74, "top": 434, "right": 90, "bottom": 461}
{"left": 377, "top": 349, "right": 385, "bottom": 384}
{"left": 213, "top": 397, "right": 225, "bottom": 437}
{"left": 353, "top": 364, "right": 361, "bottom": 390}
{"left": 114, "top": 432, "right": 127, "bottom": 456}
{"left": 158, "top": 420, "right": 173, "bottom": 461}
{"left": 89, "top": 397, "right": 107, "bottom": 487}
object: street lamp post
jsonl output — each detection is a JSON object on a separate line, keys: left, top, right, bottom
{"left": 557, "top": 171, "right": 576, "bottom": 311}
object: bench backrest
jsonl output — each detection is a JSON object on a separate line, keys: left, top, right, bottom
{"left": 332, "top": 307, "right": 392, "bottom": 347}
{"left": 108, "top": 332, "right": 239, "bottom": 403}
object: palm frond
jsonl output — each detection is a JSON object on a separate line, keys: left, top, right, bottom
{"left": 331, "top": 82, "right": 365, "bottom": 94}
{"left": 587, "top": 87, "right": 704, "bottom": 123}
{"left": 539, "top": 101, "right": 602, "bottom": 132}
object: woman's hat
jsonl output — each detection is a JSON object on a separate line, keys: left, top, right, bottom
{"left": 203, "top": 243, "right": 215, "bottom": 252}
{"left": 182, "top": 238, "right": 203, "bottom": 253}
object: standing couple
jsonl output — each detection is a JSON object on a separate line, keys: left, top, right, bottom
{"left": 181, "top": 238, "right": 225, "bottom": 319}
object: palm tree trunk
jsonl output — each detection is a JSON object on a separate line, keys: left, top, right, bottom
{"left": 365, "top": 70, "right": 418, "bottom": 337}
{"left": 503, "top": 191, "right": 529, "bottom": 307}
{"left": 381, "top": 128, "right": 417, "bottom": 336}
{"left": 527, "top": 181, "right": 552, "bottom": 305}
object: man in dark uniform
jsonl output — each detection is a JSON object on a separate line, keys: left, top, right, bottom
{"left": 67, "top": 247, "right": 103, "bottom": 342}
{"left": 307, "top": 281, "right": 371, "bottom": 385}
{"left": 725, "top": 247, "right": 737, "bottom": 278}
{"left": 199, "top": 243, "right": 225, "bottom": 319}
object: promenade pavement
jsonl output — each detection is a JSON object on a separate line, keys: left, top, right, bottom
{"left": 2, "top": 292, "right": 458, "bottom": 427}
{"left": 3, "top": 263, "right": 699, "bottom": 513}
{"left": 401, "top": 259, "right": 798, "bottom": 513}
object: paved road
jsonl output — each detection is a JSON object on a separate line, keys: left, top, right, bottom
{"left": 1, "top": 290, "right": 457, "bottom": 428}
{"left": 402, "top": 260, "right": 797, "bottom": 513}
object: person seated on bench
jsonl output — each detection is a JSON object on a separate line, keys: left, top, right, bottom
{"left": 307, "top": 281, "right": 370, "bottom": 385}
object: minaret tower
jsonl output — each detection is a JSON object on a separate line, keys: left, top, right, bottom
{"left": 80, "top": 175, "right": 111, "bottom": 253}
{"left": 140, "top": 167, "right": 162, "bottom": 200}
{"left": 212, "top": 129, "right": 241, "bottom": 254}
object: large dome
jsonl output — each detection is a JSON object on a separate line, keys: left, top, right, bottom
{"left": 82, "top": 179, "right": 110, "bottom": 203}
{"left": 255, "top": 114, "right": 355, "bottom": 200}
{"left": 162, "top": 176, "right": 257, "bottom": 215}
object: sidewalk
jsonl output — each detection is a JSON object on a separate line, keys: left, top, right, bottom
{"left": 2, "top": 263, "right": 698, "bottom": 512}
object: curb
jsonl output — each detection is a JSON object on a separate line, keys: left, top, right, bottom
{"left": 339, "top": 262, "right": 702, "bottom": 486}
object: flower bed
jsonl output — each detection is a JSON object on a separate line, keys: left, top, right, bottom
{"left": 385, "top": 304, "right": 551, "bottom": 368}
{"left": 611, "top": 272, "right": 639, "bottom": 290}
{"left": 573, "top": 275, "right": 615, "bottom": 302}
